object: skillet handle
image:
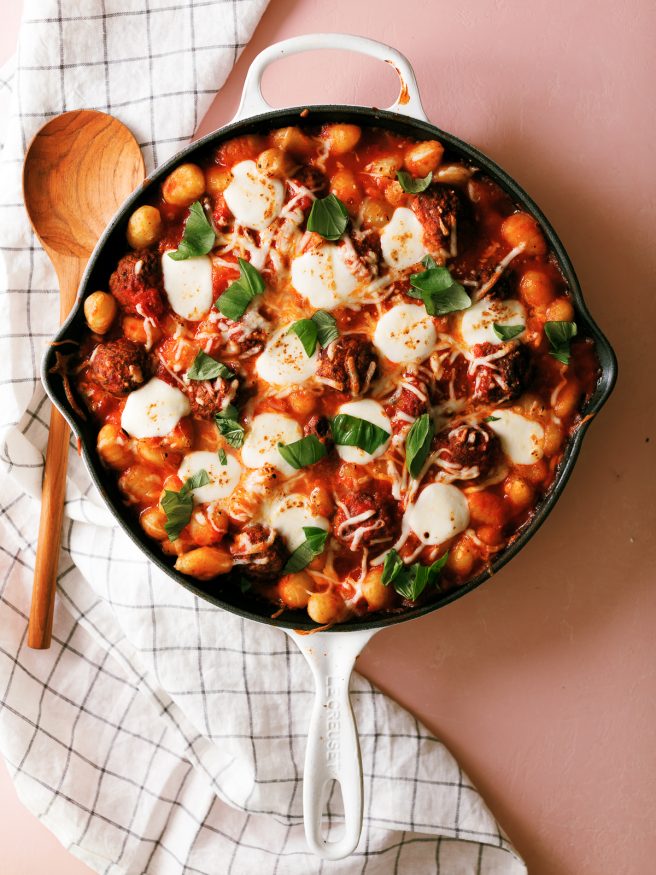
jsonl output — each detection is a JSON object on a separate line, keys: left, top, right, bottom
{"left": 285, "top": 627, "right": 378, "bottom": 860}
{"left": 235, "top": 33, "right": 428, "bottom": 122}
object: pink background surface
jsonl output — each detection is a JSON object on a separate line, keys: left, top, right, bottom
{"left": 2, "top": 1, "right": 655, "bottom": 873}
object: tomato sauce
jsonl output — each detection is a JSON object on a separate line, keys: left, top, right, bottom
{"left": 73, "top": 122, "right": 600, "bottom": 625}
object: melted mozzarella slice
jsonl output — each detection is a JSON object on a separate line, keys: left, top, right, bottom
{"left": 121, "top": 377, "right": 190, "bottom": 439}
{"left": 460, "top": 298, "right": 526, "bottom": 347}
{"left": 380, "top": 207, "right": 425, "bottom": 270}
{"left": 406, "top": 483, "right": 470, "bottom": 545}
{"left": 266, "top": 493, "right": 329, "bottom": 551}
{"left": 487, "top": 410, "right": 544, "bottom": 464}
{"left": 241, "top": 413, "right": 303, "bottom": 476}
{"left": 161, "top": 252, "right": 213, "bottom": 321}
{"left": 290, "top": 244, "right": 358, "bottom": 310}
{"left": 178, "top": 450, "right": 242, "bottom": 504}
{"left": 223, "top": 160, "right": 284, "bottom": 231}
{"left": 374, "top": 303, "right": 437, "bottom": 363}
{"left": 335, "top": 399, "right": 391, "bottom": 465}
{"left": 256, "top": 325, "right": 318, "bottom": 386}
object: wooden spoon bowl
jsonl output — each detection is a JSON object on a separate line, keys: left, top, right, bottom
{"left": 23, "top": 110, "right": 144, "bottom": 649}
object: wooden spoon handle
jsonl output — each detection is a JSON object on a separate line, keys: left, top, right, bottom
{"left": 28, "top": 255, "right": 84, "bottom": 650}
{"left": 28, "top": 405, "right": 71, "bottom": 648}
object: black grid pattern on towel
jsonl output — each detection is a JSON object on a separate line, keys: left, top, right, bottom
{"left": 0, "top": 2, "right": 526, "bottom": 873}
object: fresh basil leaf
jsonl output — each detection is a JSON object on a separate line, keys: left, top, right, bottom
{"left": 216, "top": 284, "right": 252, "bottom": 322}
{"left": 162, "top": 489, "right": 193, "bottom": 541}
{"left": 545, "top": 320, "right": 577, "bottom": 364}
{"left": 422, "top": 254, "right": 438, "bottom": 270}
{"left": 424, "top": 284, "right": 471, "bottom": 317}
{"left": 381, "top": 549, "right": 404, "bottom": 586}
{"left": 410, "top": 564, "right": 431, "bottom": 600}
{"left": 284, "top": 526, "right": 329, "bottom": 574}
{"left": 406, "top": 553, "right": 449, "bottom": 599}
{"left": 550, "top": 349, "right": 571, "bottom": 365}
{"left": 184, "top": 469, "right": 211, "bottom": 492}
{"left": 307, "top": 194, "right": 349, "bottom": 241}
{"left": 220, "top": 403, "right": 239, "bottom": 419}
{"left": 410, "top": 264, "right": 457, "bottom": 295}
{"left": 218, "top": 448, "right": 227, "bottom": 465}
{"left": 168, "top": 202, "right": 216, "bottom": 261}
{"left": 162, "top": 469, "right": 210, "bottom": 541}
{"left": 312, "top": 310, "right": 339, "bottom": 348}
{"left": 331, "top": 414, "right": 390, "bottom": 455}
{"left": 216, "top": 258, "right": 265, "bottom": 320}
{"left": 409, "top": 264, "right": 450, "bottom": 290}
{"left": 389, "top": 568, "right": 414, "bottom": 601}
{"left": 237, "top": 258, "right": 266, "bottom": 296}
{"left": 288, "top": 310, "right": 340, "bottom": 357}
{"left": 405, "top": 413, "right": 435, "bottom": 479}
{"left": 187, "top": 350, "right": 235, "bottom": 381}
{"left": 493, "top": 323, "right": 524, "bottom": 342}
{"left": 288, "top": 319, "right": 319, "bottom": 357}
{"left": 214, "top": 406, "right": 245, "bottom": 448}
{"left": 428, "top": 551, "right": 450, "bottom": 576}
{"left": 397, "top": 169, "right": 433, "bottom": 194}
{"left": 483, "top": 415, "right": 500, "bottom": 423}
{"left": 409, "top": 263, "right": 471, "bottom": 316}
{"left": 393, "top": 553, "right": 449, "bottom": 601}
{"left": 216, "top": 418, "right": 244, "bottom": 448}
{"left": 277, "top": 435, "right": 327, "bottom": 470}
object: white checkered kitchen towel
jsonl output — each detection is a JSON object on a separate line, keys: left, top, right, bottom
{"left": 0, "top": 3, "right": 527, "bottom": 873}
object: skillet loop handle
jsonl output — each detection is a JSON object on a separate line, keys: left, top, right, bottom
{"left": 236, "top": 33, "right": 427, "bottom": 122}
{"left": 286, "top": 628, "right": 377, "bottom": 860}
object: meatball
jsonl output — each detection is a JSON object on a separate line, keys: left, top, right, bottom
{"left": 182, "top": 376, "right": 238, "bottom": 419}
{"left": 317, "top": 336, "right": 378, "bottom": 395}
{"left": 411, "top": 184, "right": 463, "bottom": 254}
{"left": 430, "top": 350, "right": 469, "bottom": 401}
{"left": 386, "top": 372, "right": 430, "bottom": 431}
{"left": 333, "top": 489, "right": 398, "bottom": 551}
{"left": 89, "top": 338, "right": 148, "bottom": 396}
{"left": 469, "top": 343, "right": 532, "bottom": 404}
{"left": 349, "top": 228, "right": 382, "bottom": 278}
{"left": 288, "top": 168, "right": 329, "bottom": 215}
{"left": 212, "top": 312, "right": 269, "bottom": 357}
{"left": 109, "top": 249, "right": 165, "bottom": 319}
{"left": 474, "top": 266, "right": 517, "bottom": 299}
{"left": 396, "top": 373, "right": 430, "bottom": 418}
{"left": 293, "top": 166, "right": 328, "bottom": 194}
{"left": 230, "top": 524, "right": 288, "bottom": 580}
{"left": 304, "top": 415, "right": 333, "bottom": 448}
{"left": 432, "top": 423, "right": 501, "bottom": 480}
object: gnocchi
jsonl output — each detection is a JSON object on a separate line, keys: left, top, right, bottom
{"left": 73, "top": 122, "right": 599, "bottom": 627}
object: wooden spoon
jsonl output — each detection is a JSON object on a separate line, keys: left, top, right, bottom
{"left": 23, "top": 110, "right": 144, "bottom": 649}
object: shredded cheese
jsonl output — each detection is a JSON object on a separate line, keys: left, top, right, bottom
{"left": 474, "top": 244, "right": 526, "bottom": 300}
